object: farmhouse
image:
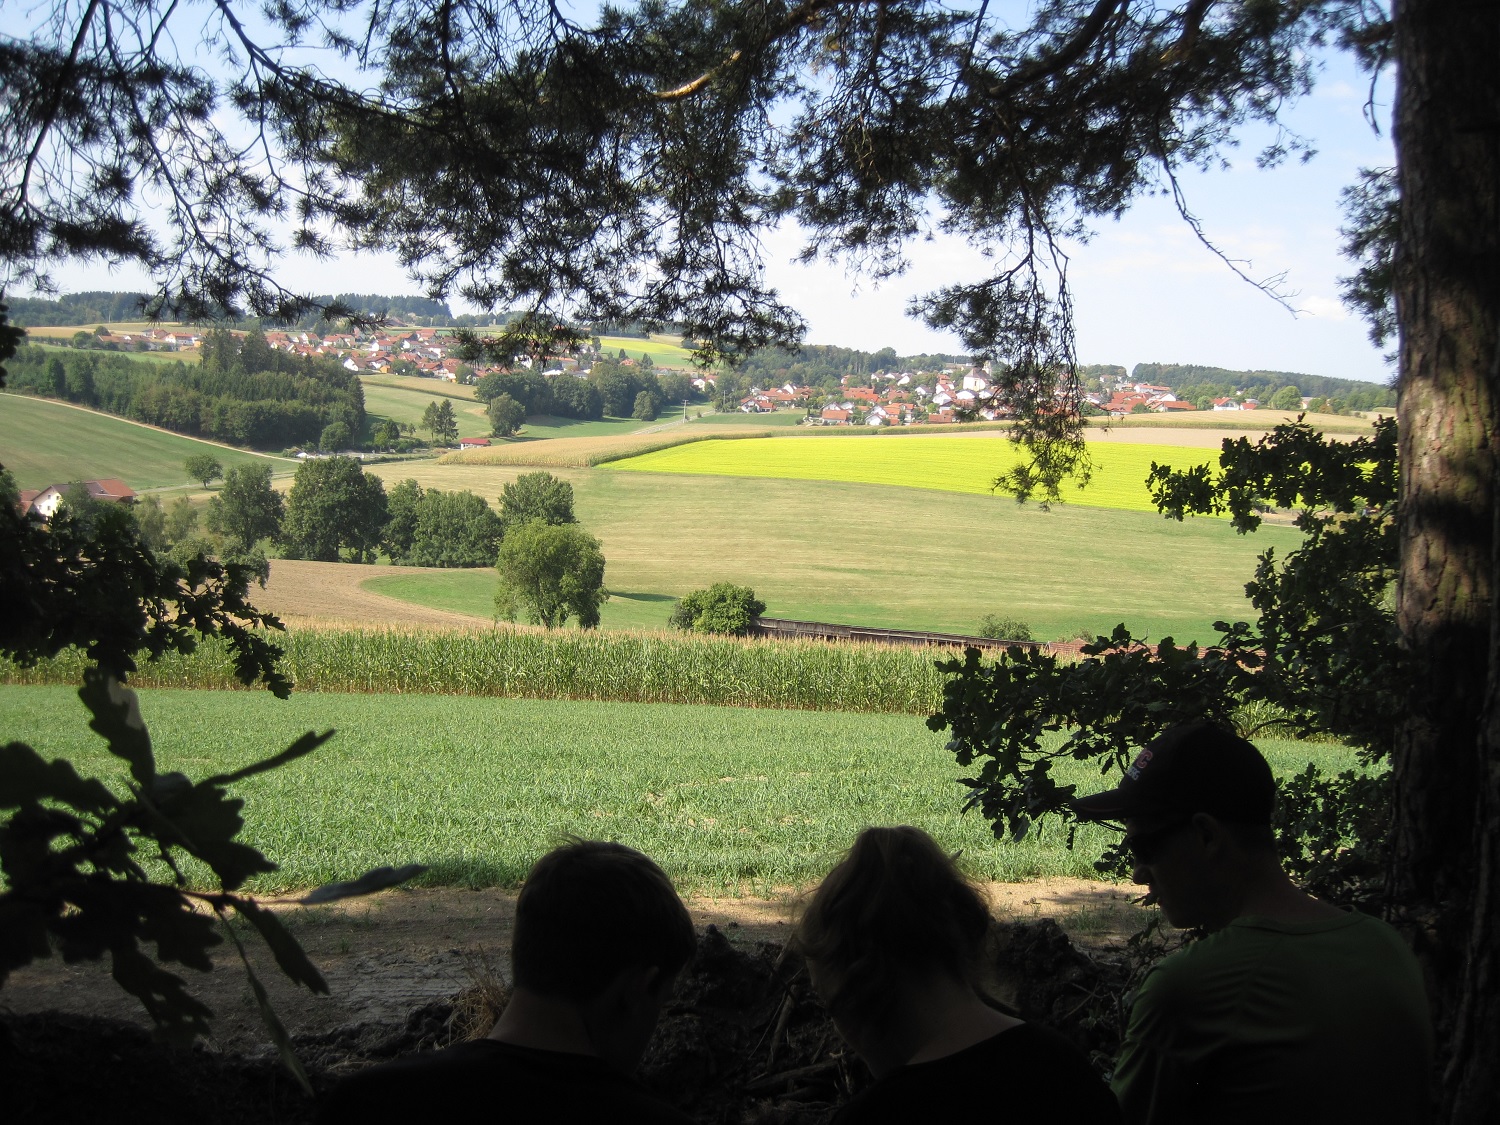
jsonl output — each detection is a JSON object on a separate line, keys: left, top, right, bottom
{"left": 19, "top": 479, "right": 136, "bottom": 519}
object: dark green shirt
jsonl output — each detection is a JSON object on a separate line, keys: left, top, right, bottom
{"left": 1112, "top": 912, "right": 1432, "bottom": 1124}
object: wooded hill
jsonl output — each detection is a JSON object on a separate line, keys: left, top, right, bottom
{"left": 1129, "top": 362, "right": 1395, "bottom": 405}
{"left": 6, "top": 334, "right": 363, "bottom": 450}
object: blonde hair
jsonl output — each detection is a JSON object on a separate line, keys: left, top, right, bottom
{"left": 795, "top": 826, "right": 991, "bottom": 1030}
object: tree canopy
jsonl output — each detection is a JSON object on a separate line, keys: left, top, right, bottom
{"left": 205, "top": 463, "right": 285, "bottom": 553}
{"left": 498, "top": 472, "right": 577, "bottom": 536}
{"left": 280, "top": 457, "right": 388, "bottom": 563}
{"left": 494, "top": 521, "right": 608, "bottom": 629}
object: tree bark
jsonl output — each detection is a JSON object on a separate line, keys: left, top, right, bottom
{"left": 1390, "top": 0, "right": 1500, "bottom": 1119}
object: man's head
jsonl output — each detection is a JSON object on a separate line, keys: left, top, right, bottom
{"left": 1071, "top": 721, "right": 1279, "bottom": 928}
{"left": 510, "top": 840, "right": 695, "bottom": 1066}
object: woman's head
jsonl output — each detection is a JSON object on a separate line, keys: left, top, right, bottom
{"left": 794, "top": 826, "right": 992, "bottom": 1032}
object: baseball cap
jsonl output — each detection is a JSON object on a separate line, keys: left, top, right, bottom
{"left": 1069, "top": 720, "right": 1276, "bottom": 824}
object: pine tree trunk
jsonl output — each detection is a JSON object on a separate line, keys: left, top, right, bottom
{"left": 1390, "top": 0, "right": 1500, "bottom": 1119}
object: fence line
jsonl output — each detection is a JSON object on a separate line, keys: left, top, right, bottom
{"left": 747, "top": 616, "right": 1085, "bottom": 656}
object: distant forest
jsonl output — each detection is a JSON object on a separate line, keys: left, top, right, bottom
{"left": 6, "top": 327, "right": 363, "bottom": 450}
{"left": 735, "top": 343, "right": 966, "bottom": 388}
{"left": 7, "top": 291, "right": 170, "bottom": 326}
{"left": 1128, "top": 362, "right": 1395, "bottom": 409}
{"left": 7, "top": 291, "right": 469, "bottom": 329}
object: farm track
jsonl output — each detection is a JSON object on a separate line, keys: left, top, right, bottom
{"left": 256, "top": 559, "right": 491, "bottom": 628}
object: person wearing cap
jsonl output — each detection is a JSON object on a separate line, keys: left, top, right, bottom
{"left": 1071, "top": 720, "right": 1433, "bottom": 1124}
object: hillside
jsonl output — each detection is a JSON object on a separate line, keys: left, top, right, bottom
{"left": 0, "top": 393, "right": 295, "bottom": 490}
{"left": 1128, "top": 361, "right": 1394, "bottom": 402}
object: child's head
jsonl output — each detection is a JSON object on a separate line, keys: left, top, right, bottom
{"left": 794, "top": 826, "right": 991, "bottom": 1031}
{"left": 512, "top": 839, "right": 696, "bottom": 1000}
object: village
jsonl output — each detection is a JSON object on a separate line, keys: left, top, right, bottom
{"left": 63, "top": 324, "right": 1292, "bottom": 427}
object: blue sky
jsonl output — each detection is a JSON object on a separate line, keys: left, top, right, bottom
{"left": 24, "top": 26, "right": 1393, "bottom": 384}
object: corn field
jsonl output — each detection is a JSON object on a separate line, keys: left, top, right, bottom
{"left": 2, "top": 626, "right": 955, "bottom": 713}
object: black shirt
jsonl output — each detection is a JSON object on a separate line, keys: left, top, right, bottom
{"left": 317, "top": 1038, "right": 694, "bottom": 1125}
{"left": 834, "top": 1023, "right": 1123, "bottom": 1124}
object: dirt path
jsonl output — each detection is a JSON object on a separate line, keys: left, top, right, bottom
{"left": 255, "top": 559, "right": 490, "bottom": 628}
{"left": 2, "top": 879, "right": 1147, "bottom": 1052}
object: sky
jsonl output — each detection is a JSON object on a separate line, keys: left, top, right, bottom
{"left": 22, "top": 30, "right": 1394, "bottom": 386}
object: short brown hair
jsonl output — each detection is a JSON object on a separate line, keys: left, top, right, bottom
{"left": 794, "top": 826, "right": 991, "bottom": 1030}
{"left": 511, "top": 840, "right": 695, "bottom": 1000}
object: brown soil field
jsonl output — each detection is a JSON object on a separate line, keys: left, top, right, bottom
{"left": 255, "top": 559, "right": 489, "bottom": 628}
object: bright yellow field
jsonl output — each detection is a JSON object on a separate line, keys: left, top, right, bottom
{"left": 606, "top": 434, "right": 1217, "bottom": 512}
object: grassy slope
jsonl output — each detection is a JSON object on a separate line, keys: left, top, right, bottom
{"left": 361, "top": 382, "right": 493, "bottom": 439}
{"left": 0, "top": 685, "right": 1354, "bottom": 894}
{"left": 689, "top": 410, "right": 806, "bottom": 427}
{"left": 23, "top": 339, "right": 198, "bottom": 367}
{"left": 364, "top": 459, "right": 1300, "bottom": 642}
{"left": 359, "top": 373, "right": 477, "bottom": 401}
{"left": 0, "top": 393, "right": 295, "bottom": 490}
{"left": 359, "top": 375, "right": 686, "bottom": 443}
{"left": 596, "top": 334, "right": 697, "bottom": 369}
{"left": 515, "top": 405, "right": 685, "bottom": 438}
{"left": 607, "top": 434, "right": 1216, "bottom": 513}
{"left": 361, "top": 570, "right": 677, "bottom": 631}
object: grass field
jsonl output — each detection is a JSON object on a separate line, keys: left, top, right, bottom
{"left": 362, "top": 571, "right": 677, "bottom": 630}
{"left": 24, "top": 337, "right": 199, "bottom": 367}
{"left": 689, "top": 410, "right": 807, "bottom": 427}
{"left": 0, "top": 685, "right": 1357, "bottom": 894}
{"left": 0, "top": 392, "right": 296, "bottom": 490}
{"left": 359, "top": 373, "right": 477, "bottom": 401}
{"left": 608, "top": 434, "right": 1218, "bottom": 513}
{"left": 363, "top": 459, "right": 1302, "bottom": 641}
{"left": 359, "top": 373, "right": 688, "bottom": 445}
{"left": 515, "top": 405, "right": 686, "bottom": 438}
{"left": 361, "top": 381, "right": 493, "bottom": 439}
{"left": 596, "top": 334, "right": 697, "bottom": 369}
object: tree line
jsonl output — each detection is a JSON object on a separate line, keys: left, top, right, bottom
{"left": 163, "top": 459, "right": 605, "bottom": 627}
{"left": 1129, "top": 362, "right": 1397, "bottom": 411}
{"left": 735, "top": 343, "right": 965, "bottom": 390}
{"left": 5, "top": 329, "right": 364, "bottom": 450}
{"left": 474, "top": 361, "right": 700, "bottom": 431}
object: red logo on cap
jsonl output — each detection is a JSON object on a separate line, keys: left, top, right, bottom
{"left": 1126, "top": 748, "right": 1154, "bottom": 781}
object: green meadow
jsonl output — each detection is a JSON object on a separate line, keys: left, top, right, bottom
{"left": 0, "top": 392, "right": 295, "bottom": 491}
{"left": 0, "top": 685, "right": 1356, "bottom": 894}
{"left": 359, "top": 373, "right": 687, "bottom": 442}
{"left": 367, "top": 444, "right": 1290, "bottom": 642}
{"left": 361, "top": 381, "right": 494, "bottom": 438}
{"left": 513, "top": 404, "right": 686, "bottom": 439}
{"left": 596, "top": 334, "right": 697, "bottom": 369}
{"left": 687, "top": 410, "right": 807, "bottom": 427}
{"left": 607, "top": 434, "right": 1217, "bottom": 513}
{"left": 363, "top": 570, "right": 677, "bottom": 631}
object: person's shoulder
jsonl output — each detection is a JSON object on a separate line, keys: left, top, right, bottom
{"left": 318, "top": 1040, "right": 692, "bottom": 1125}
{"left": 317, "top": 1041, "right": 506, "bottom": 1122}
{"left": 997, "top": 1024, "right": 1122, "bottom": 1115}
{"left": 835, "top": 1025, "right": 1119, "bottom": 1125}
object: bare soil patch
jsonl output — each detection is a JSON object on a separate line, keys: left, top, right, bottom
{"left": 256, "top": 559, "right": 490, "bottom": 628}
{"left": 3, "top": 879, "right": 1145, "bottom": 1123}
{"left": 1, "top": 878, "right": 1144, "bottom": 1052}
